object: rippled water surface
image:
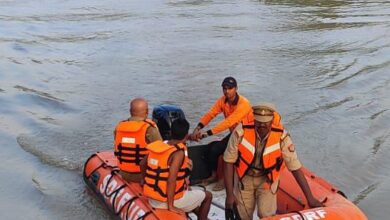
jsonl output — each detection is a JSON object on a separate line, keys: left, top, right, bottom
{"left": 1, "top": 0, "right": 389, "bottom": 219}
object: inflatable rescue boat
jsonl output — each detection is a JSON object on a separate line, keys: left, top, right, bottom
{"left": 83, "top": 149, "right": 367, "bottom": 220}
{"left": 83, "top": 104, "right": 367, "bottom": 219}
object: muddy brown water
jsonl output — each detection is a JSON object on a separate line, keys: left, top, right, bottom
{"left": 0, "top": 0, "right": 389, "bottom": 219}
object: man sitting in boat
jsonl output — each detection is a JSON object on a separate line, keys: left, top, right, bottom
{"left": 190, "top": 76, "right": 253, "bottom": 191}
{"left": 113, "top": 98, "right": 162, "bottom": 183}
{"left": 224, "top": 102, "right": 323, "bottom": 219}
{"left": 142, "top": 118, "right": 213, "bottom": 220}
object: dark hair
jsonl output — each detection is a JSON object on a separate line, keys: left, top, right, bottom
{"left": 171, "top": 118, "right": 190, "bottom": 140}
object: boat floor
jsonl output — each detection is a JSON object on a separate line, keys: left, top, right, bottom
{"left": 188, "top": 183, "right": 258, "bottom": 220}
{"left": 188, "top": 182, "right": 226, "bottom": 220}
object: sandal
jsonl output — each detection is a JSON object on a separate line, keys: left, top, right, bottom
{"left": 212, "top": 180, "right": 225, "bottom": 191}
{"left": 198, "top": 177, "right": 217, "bottom": 187}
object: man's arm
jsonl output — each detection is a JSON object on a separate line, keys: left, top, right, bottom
{"left": 140, "top": 156, "right": 148, "bottom": 186}
{"left": 146, "top": 126, "right": 162, "bottom": 143}
{"left": 190, "top": 97, "right": 223, "bottom": 141}
{"left": 207, "top": 99, "right": 251, "bottom": 136}
{"left": 224, "top": 162, "right": 236, "bottom": 209}
{"left": 198, "top": 97, "right": 224, "bottom": 129}
{"left": 281, "top": 134, "right": 322, "bottom": 208}
{"left": 167, "top": 150, "right": 185, "bottom": 214}
{"left": 292, "top": 168, "right": 323, "bottom": 208}
{"left": 223, "top": 126, "right": 242, "bottom": 208}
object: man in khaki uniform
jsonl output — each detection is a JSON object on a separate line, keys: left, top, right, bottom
{"left": 114, "top": 98, "right": 162, "bottom": 182}
{"left": 224, "top": 102, "right": 322, "bottom": 219}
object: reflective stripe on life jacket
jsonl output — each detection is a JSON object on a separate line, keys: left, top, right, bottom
{"left": 143, "top": 141, "right": 189, "bottom": 202}
{"left": 114, "top": 119, "right": 156, "bottom": 173}
{"left": 236, "top": 112, "right": 285, "bottom": 184}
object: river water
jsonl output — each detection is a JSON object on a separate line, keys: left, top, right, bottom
{"left": 0, "top": 0, "right": 389, "bottom": 219}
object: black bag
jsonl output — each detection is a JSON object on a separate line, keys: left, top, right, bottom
{"left": 187, "top": 144, "right": 212, "bottom": 184}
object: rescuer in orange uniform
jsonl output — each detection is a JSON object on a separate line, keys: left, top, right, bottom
{"left": 113, "top": 98, "right": 162, "bottom": 183}
{"left": 142, "top": 118, "right": 212, "bottom": 220}
{"left": 224, "top": 103, "right": 323, "bottom": 219}
{"left": 191, "top": 77, "right": 252, "bottom": 191}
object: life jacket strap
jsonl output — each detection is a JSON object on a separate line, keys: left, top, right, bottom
{"left": 134, "top": 144, "right": 141, "bottom": 165}
{"left": 145, "top": 181, "right": 186, "bottom": 199}
{"left": 115, "top": 144, "right": 147, "bottom": 165}
{"left": 146, "top": 165, "right": 187, "bottom": 180}
{"left": 236, "top": 151, "right": 251, "bottom": 167}
{"left": 147, "top": 165, "right": 169, "bottom": 173}
{"left": 154, "top": 166, "right": 162, "bottom": 192}
{"left": 271, "top": 127, "right": 283, "bottom": 133}
{"left": 173, "top": 144, "right": 190, "bottom": 179}
{"left": 262, "top": 157, "right": 284, "bottom": 183}
{"left": 145, "top": 173, "right": 187, "bottom": 181}
{"left": 117, "top": 144, "right": 148, "bottom": 152}
{"left": 117, "top": 158, "right": 145, "bottom": 164}
{"left": 144, "top": 119, "right": 152, "bottom": 125}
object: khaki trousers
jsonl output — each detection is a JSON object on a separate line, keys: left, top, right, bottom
{"left": 235, "top": 175, "right": 277, "bottom": 220}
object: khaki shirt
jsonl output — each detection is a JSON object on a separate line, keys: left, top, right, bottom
{"left": 114, "top": 116, "right": 162, "bottom": 144}
{"left": 223, "top": 124, "right": 301, "bottom": 172}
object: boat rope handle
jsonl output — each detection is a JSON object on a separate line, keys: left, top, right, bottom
{"left": 125, "top": 196, "right": 139, "bottom": 219}
{"left": 111, "top": 184, "right": 127, "bottom": 213}
{"left": 84, "top": 152, "right": 121, "bottom": 179}
{"left": 337, "top": 190, "right": 347, "bottom": 198}
{"left": 291, "top": 211, "right": 306, "bottom": 220}
{"left": 88, "top": 154, "right": 161, "bottom": 219}
{"left": 103, "top": 170, "right": 126, "bottom": 197}
{"left": 278, "top": 187, "right": 305, "bottom": 207}
{"left": 136, "top": 211, "right": 152, "bottom": 220}
{"left": 102, "top": 170, "right": 142, "bottom": 216}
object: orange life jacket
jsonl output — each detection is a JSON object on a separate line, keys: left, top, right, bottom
{"left": 236, "top": 112, "right": 286, "bottom": 184}
{"left": 143, "top": 141, "right": 190, "bottom": 202}
{"left": 114, "top": 119, "right": 156, "bottom": 173}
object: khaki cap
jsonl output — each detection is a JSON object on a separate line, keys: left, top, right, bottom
{"left": 252, "top": 102, "right": 276, "bottom": 122}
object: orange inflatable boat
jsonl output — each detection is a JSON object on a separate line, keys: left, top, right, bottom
{"left": 83, "top": 104, "right": 368, "bottom": 219}
{"left": 262, "top": 166, "right": 367, "bottom": 220}
{"left": 83, "top": 151, "right": 187, "bottom": 220}
{"left": 84, "top": 150, "right": 367, "bottom": 220}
